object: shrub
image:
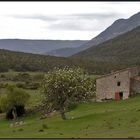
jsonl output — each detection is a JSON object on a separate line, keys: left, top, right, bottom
{"left": 0, "top": 85, "right": 30, "bottom": 119}
{"left": 16, "top": 82, "right": 40, "bottom": 90}
{"left": 14, "top": 72, "right": 31, "bottom": 81}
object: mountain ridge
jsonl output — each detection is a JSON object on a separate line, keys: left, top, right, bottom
{"left": 73, "top": 25, "right": 140, "bottom": 65}
{"left": 67, "top": 11, "right": 140, "bottom": 57}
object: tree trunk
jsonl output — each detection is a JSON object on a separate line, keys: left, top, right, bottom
{"left": 12, "top": 107, "right": 17, "bottom": 120}
{"left": 60, "top": 108, "right": 66, "bottom": 120}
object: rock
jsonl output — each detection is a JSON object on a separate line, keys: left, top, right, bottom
{"left": 19, "top": 121, "right": 23, "bottom": 125}
{"left": 40, "top": 115, "right": 47, "bottom": 120}
{"left": 71, "top": 117, "right": 74, "bottom": 119}
{"left": 15, "top": 122, "right": 19, "bottom": 125}
{"left": 9, "top": 123, "right": 14, "bottom": 128}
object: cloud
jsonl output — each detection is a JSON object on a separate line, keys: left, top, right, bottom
{"left": 10, "top": 14, "right": 57, "bottom": 21}
{"left": 68, "top": 12, "right": 122, "bottom": 20}
{"left": 47, "top": 20, "right": 99, "bottom": 31}
{"left": 0, "top": 2, "right": 140, "bottom": 40}
{"left": 10, "top": 11, "right": 122, "bottom": 21}
{"left": 9, "top": 12, "right": 122, "bottom": 31}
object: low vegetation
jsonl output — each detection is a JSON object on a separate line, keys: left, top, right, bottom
{"left": 0, "top": 49, "right": 128, "bottom": 75}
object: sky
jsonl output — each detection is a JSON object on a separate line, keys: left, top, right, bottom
{"left": 0, "top": 2, "right": 140, "bottom": 40}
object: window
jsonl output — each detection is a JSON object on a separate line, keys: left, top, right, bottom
{"left": 117, "top": 81, "right": 121, "bottom": 86}
{"left": 114, "top": 76, "right": 116, "bottom": 78}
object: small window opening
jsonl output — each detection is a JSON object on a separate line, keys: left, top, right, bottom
{"left": 117, "top": 81, "right": 121, "bottom": 86}
{"left": 114, "top": 76, "right": 116, "bottom": 78}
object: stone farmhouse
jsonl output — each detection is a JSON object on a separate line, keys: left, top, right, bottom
{"left": 96, "top": 67, "right": 140, "bottom": 101}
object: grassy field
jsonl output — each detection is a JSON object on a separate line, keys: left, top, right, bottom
{"left": 0, "top": 94, "right": 140, "bottom": 138}
{"left": 25, "top": 89, "right": 42, "bottom": 109}
{"left": 0, "top": 71, "right": 98, "bottom": 109}
{"left": 1, "top": 71, "right": 139, "bottom": 138}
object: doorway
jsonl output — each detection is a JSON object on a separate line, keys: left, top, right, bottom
{"left": 119, "top": 92, "right": 123, "bottom": 99}
{"left": 115, "top": 92, "right": 123, "bottom": 100}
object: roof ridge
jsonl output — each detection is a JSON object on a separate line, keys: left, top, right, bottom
{"left": 96, "top": 66, "right": 138, "bottom": 79}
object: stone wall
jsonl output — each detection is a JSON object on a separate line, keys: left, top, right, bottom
{"left": 96, "top": 69, "right": 131, "bottom": 101}
{"left": 129, "top": 67, "right": 139, "bottom": 78}
{"left": 131, "top": 79, "right": 140, "bottom": 93}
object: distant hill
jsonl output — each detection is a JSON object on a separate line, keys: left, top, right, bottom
{"left": 0, "top": 39, "right": 87, "bottom": 54}
{"left": 73, "top": 26, "right": 140, "bottom": 66}
{"left": 67, "top": 11, "right": 140, "bottom": 56}
{"left": 45, "top": 47, "right": 83, "bottom": 57}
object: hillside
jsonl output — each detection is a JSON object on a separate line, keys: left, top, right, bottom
{"left": 73, "top": 26, "right": 140, "bottom": 65}
{"left": 0, "top": 49, "right": 79, "bottom": 72}
{"left": 63, "top": 11, "right": 140, "bottom": 56}
{"left": 1, "top": 94, "right": 140, "bottom": 138}
{"left": 80, "top": 11, "right": 140, "bottom": 50}
{"left": 0, "top": 49, "right": 127, "bottom": 74}
{"left": 0, "top": 39, "right": 87, "bottom": 54}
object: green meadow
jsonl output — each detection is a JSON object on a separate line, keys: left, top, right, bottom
{"left": 0, "top": 94, "right": 140, "bottom": 138}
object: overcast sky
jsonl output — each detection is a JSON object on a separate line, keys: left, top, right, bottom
{"left": 0, "top": 2, "right": 140, "bottom": 40}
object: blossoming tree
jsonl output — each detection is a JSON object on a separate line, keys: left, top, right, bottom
{"left": 42, "top": 67, "right": 96, "bottom": 120}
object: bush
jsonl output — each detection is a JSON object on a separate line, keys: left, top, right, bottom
{"left": 0, "top": 83, "right": 8, "bottom": 88}
{"left": 26, "top": 82, "right": 40, "bottom": 90}
{"left": 16, "top": 82, "right": 40, "bottom": 90}
{"left": 0, "top": 74, "right": 6, "bottom": 78}
{"left": 0, "top": 85, "right": 30, "bottom": 119}
{"left": 14, "top": 72, "right": 31, "bottom": 81}
{"left": 33, "top": 73, "right": 44, "bottom": 81}
{"left": 16, "top": 82, "right": 25, "bottom": 88}
{"left": 6, "top": 105, "right": 25, "bottom": 119}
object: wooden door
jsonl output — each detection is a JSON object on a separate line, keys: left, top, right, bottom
{"left": 115, "top": 92, "right": 120, "bottom": 100}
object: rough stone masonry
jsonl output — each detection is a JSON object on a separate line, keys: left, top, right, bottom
{"left": 96, "top": 67, "right": 140, "bottom": 101}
